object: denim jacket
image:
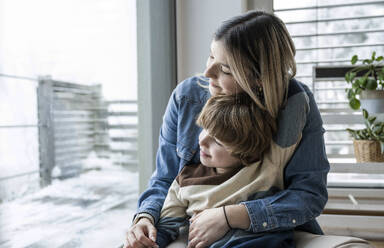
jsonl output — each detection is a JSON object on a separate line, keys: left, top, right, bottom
{"left": 136, "top": 76, "right": 329, "bottom": 234}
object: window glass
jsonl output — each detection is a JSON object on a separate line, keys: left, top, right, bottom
{"left": 0, "top": 1, "right": 138, "bottom": 245}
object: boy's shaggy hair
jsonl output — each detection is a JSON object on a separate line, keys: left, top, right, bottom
{"left": 196, "top": 93, "right": 276, "bottom": 165}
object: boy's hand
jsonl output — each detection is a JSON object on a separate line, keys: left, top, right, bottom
{"left": 124, "top": 218, "right": 158, "bottom": 248}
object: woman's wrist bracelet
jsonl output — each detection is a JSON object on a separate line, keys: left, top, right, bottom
{"left": 223, "top": 206, "right": 232, "bottom": 229}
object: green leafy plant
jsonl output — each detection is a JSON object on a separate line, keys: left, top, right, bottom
{"left": 346, "top": 109, "right": 384, "bottom": 154}
{"left": 345, "top": 51, "right": 384, "bottom": 110}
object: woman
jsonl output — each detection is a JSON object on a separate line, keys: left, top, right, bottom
{"left": 125, "top": 10, "right": 329, "bottom": 248}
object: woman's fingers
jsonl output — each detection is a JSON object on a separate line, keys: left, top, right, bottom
{"left": 187, "top": 208, "right": 229, "bottom": 247}
{"left": 125, "top": 218, "right": 158, "bottom": 248}
{"left": 187, "top": 237, "right": 198, "bottom": 248}
{"left": 188, "top": 227, "right": 196, "bottom": 241}
{"left": 125, "top": 231, "right": 144, "bottom": 248}
{"left": 190, "top": 211, "right": 201, "bottom": 222}
{"left": 189, "top": 215, "right": 195, "bottom": 222}
{"left": 187, "top": 227, "right": 203, "bottom": 248}
{"left": 189, "top": 219, "right": 195, "bottom": 231}
{"left": 133, "top": 227, "right": 157, "bottom": 247}
{"left": 147, "top": 223, "right": 157, "bottom": 242}
{"left": 195, "top": 241, "right": 208, "bottom": 248}
{"left": 188, "top": 237, "right": 208, "bottom": 248}
{"left": 125, "top": 230, "right": 134, "bottom": 247}
{"left": 188, "top": 219, "right": 200, "bottom": 242}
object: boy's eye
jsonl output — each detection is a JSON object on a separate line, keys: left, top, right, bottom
{"left": 214, "top": 139, "right": 223, "bottom": 146}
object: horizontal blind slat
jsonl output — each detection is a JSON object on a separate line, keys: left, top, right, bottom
{"left": 274, "top": 1, "right": 384, "bottom": 12}
{"left": 285, "top": 14, "right": 384, "bottom": 25}
{"left": 297, "top": 43, "right": 384, "bottom": 51}
{"left": 292, "top": 28, "right": 384, "bottom": 38}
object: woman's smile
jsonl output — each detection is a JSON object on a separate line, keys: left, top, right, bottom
{"left": 200, "top": 150, "right": 211, "bottom": 158}
{"left": 209, "top": 80, "right": 220, "bottom": 89}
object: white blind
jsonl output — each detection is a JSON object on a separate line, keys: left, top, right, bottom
{"left": 274, "top": 0, "right": 384, "bottom": 160}
{"left": 274, "top": 0, "right": 384, "bottom": 83}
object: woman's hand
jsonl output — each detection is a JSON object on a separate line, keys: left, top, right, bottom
{"left": 187, "top": 205, "right": 251, "bottom": 248}
{"left": 124, "top": 218, "right": 159, "bottom": 248}
{"left": 187, "top": 207, "right": 229, "bottom": 248}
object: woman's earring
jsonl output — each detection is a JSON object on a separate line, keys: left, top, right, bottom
{"left": 255, "top": 85, "right": 265, "bottom": 104}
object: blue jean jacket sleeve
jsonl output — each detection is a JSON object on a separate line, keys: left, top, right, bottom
{"left": 136, "top": 90, "right": 181, "bottom": 223}
{"left": 242, "top": 89, "right": 330, "bottom": 233}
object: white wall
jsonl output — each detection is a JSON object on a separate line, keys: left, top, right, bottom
{"left": 137, "top": 0, "right": 177, "bottom": 193}
{"left": 176, "top": 0, "right": 243, "bottom": 82}
{"left": 176, "top": 0, "right": 273, "bottom": 82}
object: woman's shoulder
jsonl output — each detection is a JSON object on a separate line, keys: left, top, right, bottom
{"left": 174, "top": 76, "right": 210, "bottom": 104}
{"left": 274, "top": 79, "right": 310, "bottom": 147}
{"left": 284, "top": 78, "right": 311, "bottom": 112}
{"left": 287, "top": 78, "right": 310, "bottom": 100}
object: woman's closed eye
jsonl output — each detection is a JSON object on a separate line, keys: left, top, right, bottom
{"left": 208, "top": 53, "right": 231, "bottom": 75}
{"left": 220, "top": 65, "right": 231, "bottom": 75}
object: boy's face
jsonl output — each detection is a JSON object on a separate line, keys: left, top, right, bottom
{"left": 198, "top": 129, "right": 241, "bottom": 174}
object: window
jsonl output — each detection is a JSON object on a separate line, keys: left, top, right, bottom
{"left": 274, "top": 0, "right": 384, "bottom": 182}
{"left": 274, "top": 1, "right": 384, "bottom": 237}
{"left": 0, "top": 0, "right": 138, "bottom": 197}
{"left": 0, "top": 0, "right": 139, "bottom": 246}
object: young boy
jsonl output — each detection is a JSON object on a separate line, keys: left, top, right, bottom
{"left": 153, "top": 93, "right": 300, "bottom": 248}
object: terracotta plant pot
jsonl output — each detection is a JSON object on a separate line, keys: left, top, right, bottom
{"left": 353, "top": 139, "right": 384, "bottom": 163}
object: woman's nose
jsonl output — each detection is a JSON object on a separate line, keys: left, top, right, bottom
{"left": 204, "top": 61, "right": 216, "bottom": 79}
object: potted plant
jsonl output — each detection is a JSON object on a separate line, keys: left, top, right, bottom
{"left": 346, "top": 109, "right": 384, "bottom": 162}
{"left": 345, "top": 52, "right": 384, "bottom": 113}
